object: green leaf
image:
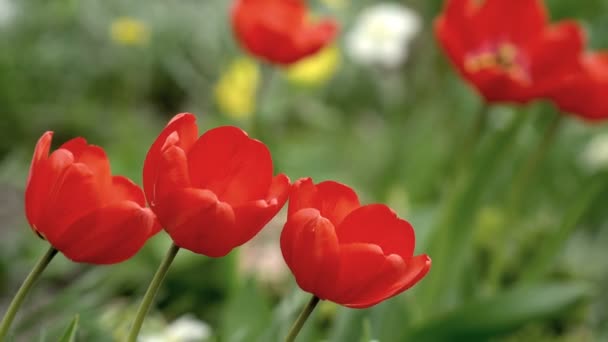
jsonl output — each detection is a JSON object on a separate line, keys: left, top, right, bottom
{"left": 220, "top": 279, "right": 271, "bottom": 342}
{"left": 58, "top": 315, "right": 79, "bottom": 342}
{"left": 406, "top": 283, "right": 589, "bottom": 341}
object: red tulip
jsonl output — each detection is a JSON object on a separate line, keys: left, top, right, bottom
{"left": 435, "top": 0, "right": 584, "bottom": 103}
{"left": 549, "top": 53, "right": 608, "bottom": 121}
{"left": 231, "top": 0, "right": 338, "bottom": 65}
{"left": 143, "top": 113, "right": 290, "bottom": 257}
{"left": 281, "top": 178, "right": 430, "bottom": 308}
{"left": 25, "top": 132, "right": 160, "bottom": 264}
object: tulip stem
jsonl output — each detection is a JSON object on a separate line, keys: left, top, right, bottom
{"left": 0, "top": 245, "right": 58, "bottom": 340}
{"left": 285, "top": 295, "right": 320, "bottom": 342}
{"left": 127, "top": 243, "right": 180, "bottom": 342}
{"left": 508, "top": 113, "right": 563, "bottom": 211}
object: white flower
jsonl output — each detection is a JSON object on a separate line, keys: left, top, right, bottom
{"left": 139, "top": 315, "right": 212, "bottom": 342}
{"left": 580, "top": 133, "right": 608, "bottom": 173}
{"left": 346, "top": 3, "right": 422, "bottom": 68}
{"left": 0, "top": 0, "right": 16, "bottom": 27}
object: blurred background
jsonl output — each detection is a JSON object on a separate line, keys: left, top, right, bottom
{"left": 1, "top": 0, "right": 608, "bottom": 341}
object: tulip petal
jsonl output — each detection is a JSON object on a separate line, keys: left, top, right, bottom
{"left": 288, "top": 178, "right": 360, "bottom": 227}
{"left": 346, "top": 254, "right": 431, "bottom": 308}
{"left": 60, "top": 138, "right": 112, "bottom": 188}
{"left": 155, "top": 188, "right": 237, "bottom": 257}
{"left": 529, "top": 21, "right": 585, "bottom": 84}
{"left": 232, "top": 174, "right": 290, "bottom": 246}
{"left": 111, "top": 176, "right": 147, "bottom": 207}
{"left": 25, "top": 132, "right": 57, "bottom": 227}
{"left": 336, "top": 204, "right": 415, "bottom": 260}
{"left": 144, "top": 113, "right": 198, "bottom": 204}
{"left": 39, "top": 163, "right": 104, "bottom": 242}
{"left": 150, "top": 144, "right": 191, "bottom": 207}
{"left": 187, "top": 126, "right": 273, "bottom": 206}
{"left": 476, "top": 0, "right": 547, "bottom": 45}
{"left": 56, "top": 201, "right": 158, "bottom": 264}
{"left": 330, "top": 242, "right": 389, "bottom": 305}
{"left": 280, "top": 208, "right": 340, "bottom": 299}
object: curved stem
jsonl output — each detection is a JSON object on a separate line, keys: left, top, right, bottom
{"left": 0, "top": 246, "right": 58, "bottom": 340}
{"left": 285, "top": 295, "right": 320, "bottom": 342}
{"left": 127, "top": 243, "right": 180, "bottom": 342}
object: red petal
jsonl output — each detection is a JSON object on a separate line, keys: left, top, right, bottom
{"left": 231, "top": 174, "right": 290, "bottom": 247}
{"left": 26, "top": 149, "right": 75, "bottom": 231}
{"left": 187, "top": 126, "right": 273, "bottom": 206}
{"left": 143, "top": 113, "right": 198, "bottom": 205}
{"left": 476, "top": 0, "right": 547, "bottom": 45}
{"left": 346, "top": 254, "right": 431, "bottom": 308}
{"left": 25, "top": 132, "right": 54, "bottom": 227}
{"left": 149, "top": 144, "right": 191, "bottom": 207}
{"left": 110, "top": 176, "right": 146, "bottom": 207}
{"left": 155, "top": 188, "right": 237, "bottom": 257}
{"left": 38, "top": 163, "right": 104, "bottom": 242}
{"left": 528, "top": 21, "right": 585, "bottom": 88}
{"left": 59, "top": 138, "right": 112, "bottom": 189}
{"left": 330, "top": 243, "right": 390, "bottom": 305}
{"left": 336, "top": 204, "right": 415, "bottom": 260}
{"left": 280, "top": 208, "right": 340, "bottom": 299}
{"left": 55, "top": 201, "right": 158, "bottom": 264}
{"left": 550, "top": 53, "right": 608, "bottom": 121}
{"left": 231, "top": 0, "right": 337, "bottom": 65}
{"left": 288, "top": 178, "right": 360, "bottom": 227}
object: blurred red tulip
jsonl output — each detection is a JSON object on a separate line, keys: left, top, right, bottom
{"left": 281, "top": 178, "right": 430, "bottom": 308}
{"left": 143, "top": 113, "right": 290, "bottom": 257}
{"left": 549, "top": 53, "right": 608, "bottom": 121}
{"left": 231, "top": 0, "right": 338, "bottom": 65}
{"left": 435, "top": 0, "right": 585, "bottom": 103}
{"left": 25, "top": 132, "right": 160, "bottom": 264}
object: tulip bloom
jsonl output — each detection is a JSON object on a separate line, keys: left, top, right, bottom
{"left": 143, "top": 113, "right": 290, "bottom": 257}
{"left": 549, "top": 53, "right": 608, "bottom": 121}
{"left": 281, "top": 178, "right": 430, "bottom": 308}
{"left": 435, "top": 0, "right": 584, "bottom": 103}
{"left": 231, "top": 0, "right": 339, "bottom": 65}
{"left": 25, "top": 132, "right": 160, "bottom": 264}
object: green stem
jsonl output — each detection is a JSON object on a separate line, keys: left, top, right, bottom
{"left": 460, "top": 103, "right": 489, "bottom": 168}
{"left": 127, "top": 243, "right": 180, "bottom": 342}
{"left": 285, "top": 295, "right": 320, "bottom": 342}
{"left": 485, "top": 113, "right": 563, "bottom": 291}
{"left": 0, "top": 246, "right": 58, "bottom": 340}
{"left": 520, "top": 172, "right": 607, "bottom": 283}
{"left": 250, "top": 62, "right": 277, "bottom": 143}
{"left": 507, "top": 114, "right": 563, "bottom": 211}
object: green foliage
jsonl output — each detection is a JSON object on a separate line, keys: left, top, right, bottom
{"left": 1, "top": 0, "right": 608, "bottom": 341}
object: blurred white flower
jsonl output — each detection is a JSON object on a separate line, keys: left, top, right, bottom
{"left": 0, "top": 0, "right": 16, "bottom": 27}
{"left": 580, "top": 133, "right": 608, "bottom": 172}
{"left": 346, "top": 3, "right": 422, "bottom": 68}
{"left": 139, "top": 315, "right": 212, "bottom": 342}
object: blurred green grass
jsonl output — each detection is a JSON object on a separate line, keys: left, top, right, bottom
{"left": 1, "top": 0, "right": 608, "bottom": 341}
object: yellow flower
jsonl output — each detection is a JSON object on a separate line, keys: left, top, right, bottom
{"left": 110, "top": 17, "right": 149, "bottom": 46}
{"left": 320, "top": 0, "right": 347, "bottom": 10}
{"left": 214, "top": 57, "right": 260, "bottom": 120}
{"left": 285, "top": 45, "right": 340, "bottom": 86}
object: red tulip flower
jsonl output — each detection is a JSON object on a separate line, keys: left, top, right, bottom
{"left": 231, "top": 0, "right": 338, "bottom": 65}
{"left": 549, "top": 53, "right": 608, "bottom": 121}
{"left": 25, "top": 132, "right": 160, "bottom": 264}
{"left": 281, "top": 178, "right": 430, "bottom": 308}
{"left": 435, "top": 0, "right": 585, "bottom": 103}
{"left": 143, "top": 113, "right": 290, "bottom": 257}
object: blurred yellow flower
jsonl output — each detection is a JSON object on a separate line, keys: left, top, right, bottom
{"left": 321, "top": 0, "right": 347, "bottom": 10}
{"left": 110, "top": 17, "right": 149, "bottom": 46}
{"left": 214, "top": 57, "right": 260, "bottom": 120}
{"left": 285, "top": 45, "right": 340, "bottom": 86}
